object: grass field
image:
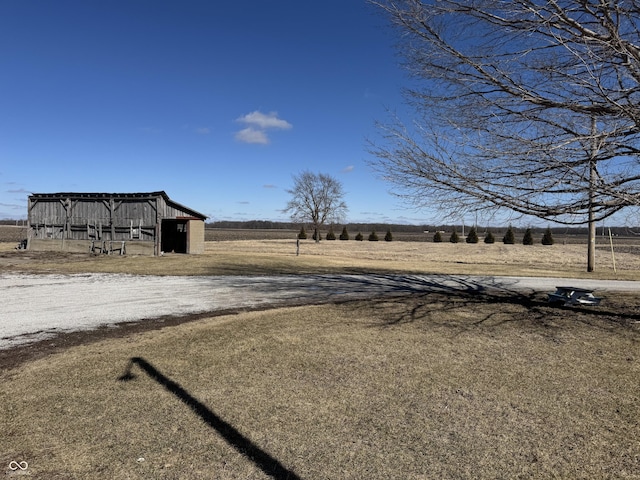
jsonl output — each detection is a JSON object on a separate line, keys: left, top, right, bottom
{"left": 1, "top": 228, "right": 639, "bottom": 478}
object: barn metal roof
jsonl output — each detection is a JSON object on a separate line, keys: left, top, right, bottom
{"left": 29, "top": 191, "right": 207, "bottom": 220}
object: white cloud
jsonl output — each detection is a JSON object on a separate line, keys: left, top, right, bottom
{"left": 195, "top": 127, "right": 210, "bottom": 135}
{"left": 342, "top": 165, "right": 355, "bottom": 173}
{"left": 235, "top": 110, "right": 292, "bottom": 145}
{"left": 235, "top": 127, "right": 269, "bottom": 145}
{"left": 237, "top": 111, "right": 292, "bottom": 130}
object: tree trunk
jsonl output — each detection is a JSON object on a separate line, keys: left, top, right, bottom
{"left": 587, "top": 117, "right": 597, "bottom": 272}
{"left": 588, "top": 209, "right": 595, "bottom": 272}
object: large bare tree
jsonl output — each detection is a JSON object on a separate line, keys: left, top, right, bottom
{"left": 369, "top": 0, "right": 640, "bottom": 271}
{"left": 284, "top": 171, "right": 348, "bottom": 242}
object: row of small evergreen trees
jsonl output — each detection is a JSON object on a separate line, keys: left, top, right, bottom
{"left": 436, "top": 226, "right": 554, "bottom": 245}
{"left": 298, "top": 225, "right": 555, "bottom": 245}
{"left": 298, "top": 226, "right": 394, "bottom": 242}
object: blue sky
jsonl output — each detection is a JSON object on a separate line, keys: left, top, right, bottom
{"left": 0, "top": 0, "right": 427, "bottom": 224}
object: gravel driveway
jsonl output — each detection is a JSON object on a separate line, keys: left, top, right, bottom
{"left": 2, "top": 272, "right": 638, "bottom": 349}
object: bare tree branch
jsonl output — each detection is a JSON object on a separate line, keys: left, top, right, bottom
{"left": 369, "top": 0, "right": 640, "bottom": 227}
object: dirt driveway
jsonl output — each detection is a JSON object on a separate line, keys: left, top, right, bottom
{"left": 3, "top": 272, "right": 639, "bottom": 351}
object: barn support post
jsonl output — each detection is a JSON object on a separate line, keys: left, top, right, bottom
{"left": 186, "top": 219, "right": 191, "bottom": 254}
{"left": 155, "top": 197, "right": 161, "bottom": 256}
{"left": 26, "top": 197, "right": 33, "bottom": 249}
{"left": 60, "top": 197, "right": 71, "bottom": 250}
{"left": 110, "top": 198, "right": 116, "bottom": 241}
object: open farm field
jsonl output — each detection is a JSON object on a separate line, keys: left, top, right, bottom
{"left": 0, "top": 225, "right": 27, "bottom": 243}
{"left": 206, "top": 227, "right": 300, "bottom": 241}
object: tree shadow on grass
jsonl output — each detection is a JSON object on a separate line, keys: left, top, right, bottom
{"left": 118, "top": 357, "right": 301, "bottom": 480}
{"left": 213, "top": 272, "right": 640, "bottom": 337}
{"left": 325, "top": 274, "right": 640, "bottom": 337}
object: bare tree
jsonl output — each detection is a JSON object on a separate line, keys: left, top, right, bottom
{"left": 284, "top": 171, "right": 348, "bottom": 243}
{"left": 369, "top": 0, "right": 640, "bottom": 271}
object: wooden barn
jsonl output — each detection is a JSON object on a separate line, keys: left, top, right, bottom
{"left": 27, "top": 191, "right": 207, "bottom": 255}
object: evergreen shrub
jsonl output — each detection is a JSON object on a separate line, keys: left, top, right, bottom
{"left": 503, "top": 225, "right": 515, "bottom": 244}
{"left": 466, "top": 227, "right": 479, "bottom": 243}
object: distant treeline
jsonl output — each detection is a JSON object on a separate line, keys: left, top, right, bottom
{"left": 207, "top": 220, "right": 429, "bottom": 233}
{"left": 206, "top": 220, "right": 638, "bottom": 236}
{"left": 0, "top": 219, "right": 27, "bottom": 226}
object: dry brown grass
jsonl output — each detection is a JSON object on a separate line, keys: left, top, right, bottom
{"left": 2, "top": 293, "right": 639, "bottom": 479}
{"left": 1, "top": 238, "right": 640, "bottom": 279}
{"left": 2, "top": 233, "right": 640, "bottom": 478}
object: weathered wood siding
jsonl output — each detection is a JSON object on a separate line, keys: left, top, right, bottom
{"left": 27, "top": 192, "right": 206, "bottom": 254}
{"left": 29, "top": 197, "right": 159, "bottom": 241}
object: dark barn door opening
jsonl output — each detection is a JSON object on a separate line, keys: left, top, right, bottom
{"left": 161, "top": 219, "right": 187, "bottom": 253}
